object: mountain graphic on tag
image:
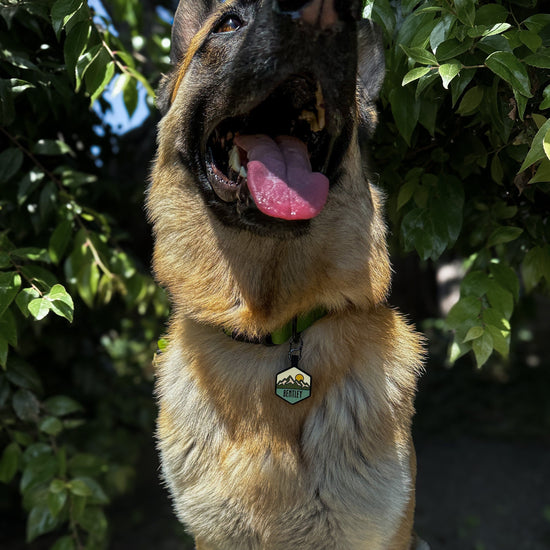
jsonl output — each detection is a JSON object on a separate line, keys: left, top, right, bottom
{"left": 275, "top": 367, "right": 311, "bottom": 404}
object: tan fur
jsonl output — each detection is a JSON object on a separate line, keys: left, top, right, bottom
{"left": 148, "top": 3, "right": 426, "bottom": 548}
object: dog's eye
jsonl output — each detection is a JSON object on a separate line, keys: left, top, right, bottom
{"left": 215, "top": 16, "right": 242, "bottom": 33}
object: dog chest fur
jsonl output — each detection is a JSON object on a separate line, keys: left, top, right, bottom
{"left": 156, "top": 305, "right": 422, "bottom": 549}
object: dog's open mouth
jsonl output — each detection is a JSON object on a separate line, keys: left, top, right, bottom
{"left": 205, "top": 76, "right": 334, "bottom": 221}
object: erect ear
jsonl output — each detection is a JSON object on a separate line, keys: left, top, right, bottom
{"left": 156, "top": 0, "right": 217, "bottom": 115}
{"left": 357, "top": 19, "right": 385, "bottom": 101}
{"left": 170, "top": 0, "right": 217, "bottom": 64}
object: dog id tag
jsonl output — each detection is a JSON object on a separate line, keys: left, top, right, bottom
{"left": 275, "top": 333, "right": 311, "bottom": 404}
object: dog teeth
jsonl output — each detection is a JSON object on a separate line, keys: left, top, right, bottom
{"left": 239, "top": 166, "right": 247, "bottom": 178}
{"left": 229, "top": 144, "right": 241, "bottom": 173}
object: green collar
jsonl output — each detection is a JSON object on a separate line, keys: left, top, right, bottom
{"left": 225, "top": 307, "right": 327, "bottom": 346}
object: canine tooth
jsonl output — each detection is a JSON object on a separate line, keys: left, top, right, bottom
{"left": 229, "top": 145, "right": 241, "bottom": 172}
{"left": 239, "top": 166, "right": 247, "bottom": 178}
{"left": 299, "top": 110, "right": 321, "bottom": 133}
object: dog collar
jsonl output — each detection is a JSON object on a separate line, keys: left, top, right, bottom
{"left": 225, "top": 307, "right": 327, "bottom": 346}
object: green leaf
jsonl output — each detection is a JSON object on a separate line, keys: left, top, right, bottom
{"left": 0, "top": 272, "right": 21, "bottom": 317}
{"left": 519, "top": 30, "right": 542, "bottom": 52}
{"left": 50, "top": 479, "right": 67, "bottom": 493}
{"left": 12, "top": 389, "right": 40, "bottom": 422}
{"left": 463, "top": 325, "right": 484, "bottom": 342}
{"left": 472, "top": 330, "right": 493, "bottom": 367}
{"left": 397, "top": 180, "right": 417, "bottom": 210}
{"left": 0, "top": 148, "right": 24, "bottom": 184}
{"left": 0, "top": 442, "right": 21, "bottom": 483}
{"left": 447, "top": 296, "right": 482, "bottom": 329}
{"left": 461, "top": 271, "right": 490, "bottom": 296}
{"left": 402, "top": 66, "right": 431, "bottom": 86}
{"left": 10, "top": 78, "right": 35, "bottom": 96}
{"left": 485, "top": 51, "right": 532, "bottom": 98}
{"left": 51, "top": 0, "right": 83, "bottom": 37}
{"left": 79, "top": 506, "right": 107, "bottom": 535}
{"left": 17, "top": 169, "right": 44, "bottom": 206}
{"left": 522, "top": 14, "right": 550, "bottom": 34}
{"left": 68, "top": 478, "right": 92, "bottom": 497}
{"left": 0, "top": 308, "right": 17, "bottom": 346}
{"left": 489, "top": 263, "right": 519, "bottom": 302}
{"left": 529, "top": 159, "right": 550, "bottom": 183}
{"left": 39, "top": 416, "right": 64, "bottom": 436}
{"left": 75, "top": 44, "right": 102, "bottom": 92}
{"left": 91, "top": 60, "right": 115, "bottom": 103}
{"left": 83, "top": 47, "right": 111, "bottom": 101}
{"left": 49, "top": 220, "right": 73, "bottom": 265}
{"left": 28, "top": 298, "right": 51, "bottom": 321}
{"left": 20, "top": 265, "right": 57, "bottom": 292}
{"left": 435, "top": 38, "right": 474, "bottom": 62}
{"left": 490, "top": 153, "right": 504, "bottom": 185}
{"left": 475, "top": 4, "right": 509, "bottom": 26}
{"left": 524, "top": 52, "right": 550, "bottom": 69}
{"left": 487, "top": 226, "right": 523, "bottom": 248}
{"left": 486, "top": 281, "right": 513, "bottom": 319}
{"left": 47, "top": 488, "right": 67, "bottom": 517}
{"left": 44, "top": 395, "right": 83, "bottom": 416}
{"left": 0, "top": 79, "right": 15, "bottom": 125}
{"left": 26, "top": 505, "right": 58, "bottom": 543}
{"left": 520, "top": 118, "right": 550, "bottom": 172}
{"left": 438, "top": 60, "right": 461, "bottom": 89}
{"left": 15, "top": 287, "right": 40, "bottom": 318}
{"left": 0, "top": 339, "right": 7, "bottom": 370}
{"left": 521, "top": 245, "right": 550, "bottom": 292}
{"left": 45, "top": 284, "right": 74, "bottom": 323}
{"left": 450, "top": 68, "right": 476, "bottom": 106}
{"left": 51, "top": 536, "right": 75, "bottom": 550}
{"left": 123, "top": 76, "right": 139, "bottom": 117}
{"left": 73, "top": 476, "right": 109, "bottom": 504}
{"left": 32, "top": 139, "right": 73, "bottom": 157}
{"left": 478, "top": 35, "right": 512, "bottom": 55}
{"left": 485, "top": 323, "right": 510, "bottom": 358}
{"left": 429, "top": 14, "right": 456, "bottom": 52}
{"left": 11, "top": 248, "right": 51, "bottom": 263}
{"left": 5, "top": 359, "right": 42, "bottom": 393}
{"left": 455, "top": 0, "right": 476, "bottom": 27}
{"left": 20, "top": 453, "right": 58, "bottom": 493}
{"left": 64, "top": 20, "right": 92, "bottom": 83}
{"left": 389, "top": 85, "right": 420, "bottom": 145}
{"left": 544, "top": 128, "right": 550, "bottom": 161}
{"left": 400, "top": 45, "right": 438, "bottom": 65}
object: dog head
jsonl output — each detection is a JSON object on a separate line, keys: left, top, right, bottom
{"left": 153, "top": 0, "right": 384, "bottom": 236}
{"left": 148, "top": 0, "right": 389, "bottom": 334}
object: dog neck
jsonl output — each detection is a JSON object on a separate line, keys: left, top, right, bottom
{"left": 225, "top": 306, "right": 327, "bottom": 346}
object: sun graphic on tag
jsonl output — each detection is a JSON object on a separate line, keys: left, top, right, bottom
{"left": 275, "top": 367, "right": 312, "bottom": 404}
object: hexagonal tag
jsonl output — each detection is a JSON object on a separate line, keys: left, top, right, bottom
{"left": 275, "top": 367, "right": 311, "bottom": 404}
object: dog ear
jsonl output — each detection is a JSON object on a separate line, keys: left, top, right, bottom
{"left": 170, "top": 0, "right": 217, "bottom": 64}
{"left": 156, "top": 0, "right": 216, "bottom": 115}
{"left": 356, "top": 19, "right": 385, "bottom": 138}
{"left": 357, "top": 19, "right": 385, "bottom": 101}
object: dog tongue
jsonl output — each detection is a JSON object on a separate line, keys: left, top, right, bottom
{"left": 234, "top": 135, "right": 329, "bottom": 220}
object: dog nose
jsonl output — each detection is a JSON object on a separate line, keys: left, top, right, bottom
{"left": 274, "top": 0, "right": 362, "bottom": 29}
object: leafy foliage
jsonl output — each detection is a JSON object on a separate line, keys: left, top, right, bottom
{"left": 0, "top": 0, "right": 170, "bottom": 547}
{"left": 365, "top": 0, "right": 550, "bottom": 367}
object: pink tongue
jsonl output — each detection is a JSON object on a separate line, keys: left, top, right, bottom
{"left": 234, "top": 135, "right": 329, "bottom": 220}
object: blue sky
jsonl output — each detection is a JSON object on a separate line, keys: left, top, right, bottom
{"left": 88, "top": 0, "right": 169, "bottom": 135}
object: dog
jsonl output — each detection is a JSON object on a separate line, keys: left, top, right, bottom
{"left": 147, "top": 0, "right": 426, "bottom": 548}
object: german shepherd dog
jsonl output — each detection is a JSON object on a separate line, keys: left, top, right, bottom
{"left": 148, "top": 0, "right": 427, "bottom": 548}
